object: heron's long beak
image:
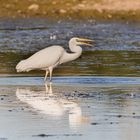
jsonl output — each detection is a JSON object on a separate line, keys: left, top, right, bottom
{"left": 77, "top": 38, "right": 94, "bottom": 42}
{"left": 78, "top": 42, "right": 93, "bottom": 47}
{"left": 77, "top": 38, "right": 94, "bottom": 47}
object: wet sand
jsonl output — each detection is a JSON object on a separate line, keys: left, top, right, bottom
{"left": 0, "top": 77, "right": 140, "bottom": 140}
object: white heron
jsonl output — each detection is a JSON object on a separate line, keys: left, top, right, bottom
{"left": 16, "top": 37, "right": 94, "bottom": 81}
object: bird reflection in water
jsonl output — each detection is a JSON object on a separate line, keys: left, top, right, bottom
{"left": 16, "top": 82, "right": 89, "bottom": 129}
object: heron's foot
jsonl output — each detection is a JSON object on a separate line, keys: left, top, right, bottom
{"left": 44, "top": 78, "right": 52, "bottom": 85}
{"left": 49, "top": 79, "right": 52, "bottom": 84}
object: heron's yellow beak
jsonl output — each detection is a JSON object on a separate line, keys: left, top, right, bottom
{"left": 77, "top": 38, "right": 94, "bottom": 47}
{"left": 77, "top": 38, "right": 94, "bottom": 42}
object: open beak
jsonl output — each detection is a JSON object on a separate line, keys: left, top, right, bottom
{"left": 77, "top": 38, "right": 94, "bottom": 47}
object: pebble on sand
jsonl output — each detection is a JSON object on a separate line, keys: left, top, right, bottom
{"left": 107, "top": 14, "right": 112, "bottom": 18}
{"left": 28, "top": 4, "right": 39, "bottom": 11}
{"left": 77, "top": 4, "right": 85, "bottom": 8}
{"left": 5, "top": 4, "right": 12, "bottom": 9}
{"left": 59, "top": 9, "right": 67, "bottom": 14}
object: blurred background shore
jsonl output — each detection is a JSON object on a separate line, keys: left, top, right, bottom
{"left": 0, "top": 0, "right": 140, "bottom": 21}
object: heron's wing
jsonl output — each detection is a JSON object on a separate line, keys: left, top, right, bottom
{"left": 26, "top": 46, "right": 64, "bottom": 69}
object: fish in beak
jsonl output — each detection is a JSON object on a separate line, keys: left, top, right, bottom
{"left": 77, "top": 38, "right": 94, "bottom": 47}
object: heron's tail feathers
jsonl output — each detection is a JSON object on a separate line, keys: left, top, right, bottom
{"left": 16, "top": 60, "right": 31, "bottom": 72}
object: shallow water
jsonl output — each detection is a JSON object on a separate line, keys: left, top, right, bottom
{"left": 0, "top": 19, "right": 140, "bottom": 76}
{"left": 0, "top": 77, "right": 140, "bottom": 140}
{"left": 0, "top": 19, "right": 140, "bottom": 140}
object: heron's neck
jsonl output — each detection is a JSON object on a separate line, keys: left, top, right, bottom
{"left": 68, "top": 43, "right": 82, "bottom": 60}
{"left": 60, "top": 45, "right": 82, "bottom": 64}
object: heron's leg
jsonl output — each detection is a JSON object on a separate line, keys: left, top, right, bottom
{"left": 44, "top": 70, "right": 49, "bottom": 81}
{"left": 44, "top": 81, "right": 49, "bottom": 93}
{"left": 44, "top": 80, "right": 53, "bottom": 94}
{"left": 49, "top": 67, "right": 53, "bottom": 82}
{"left": 48, "top": 82, "right": 53, "bottom": 94}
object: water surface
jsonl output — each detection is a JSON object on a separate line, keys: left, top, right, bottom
{"left": 0, "top": 19, "right": 140, "bottom": 76}
{"left": 0, "top": 77, "right": 140, "bottom": 140}
{"left": 0, "top": 19, "right": 140, "bottom": 140}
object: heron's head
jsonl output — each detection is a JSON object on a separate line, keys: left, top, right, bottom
{"left": 69, "top": 37, "right": 94, "bottom": 47}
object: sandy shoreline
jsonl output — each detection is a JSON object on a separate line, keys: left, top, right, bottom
{"left": 0, "top": 0, "right": 140, "bottom": 21}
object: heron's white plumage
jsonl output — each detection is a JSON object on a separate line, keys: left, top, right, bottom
{"left": 16, "top": 46, "right": 64, "bottom": 71}
{"left": 16, "top": 37, "right": 93, "bottom": 81}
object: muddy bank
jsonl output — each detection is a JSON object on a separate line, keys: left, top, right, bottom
{"left": 0, "top": 0, "right": 140, "bottom": 21}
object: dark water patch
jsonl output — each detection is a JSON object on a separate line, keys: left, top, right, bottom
{"left": 109, "top": 122, "right": 119, "bottom": 124}
{"left": 1, "top": 50, "right": 140, "bottom": 76}
{"left": 0, "top": 138, "right": 8, "bottom": 140}
{"left": 91, "top": 122, "right": 99, "bottom": 125}
{"left": 33, "top": 133, "right": 83, "bottom": 137}
{"left": 132, "top": 116, "right": 140, "bottom": 119}
{"left": 105, "top": 114, "right": 140, "bottom": 120}
{"left": 91, "top": 122, "right": 119, "bottom": 125}
{"left": 33, "top": 134, "right": 56, "bottom": 137}
{"left": 0, "top": 27, "right": 48, "bottom": 31}
{"left": 117, "top": 115, "right": 122, "bottom": 118}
